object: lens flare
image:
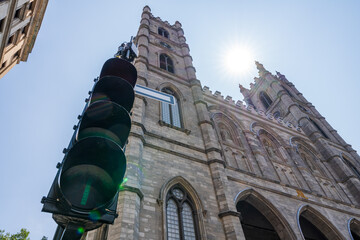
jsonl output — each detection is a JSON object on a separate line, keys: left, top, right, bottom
{"left": 89, "top": 210, "right": 101, "bottom": 222}
{"left": 90, "top": 93, "right": 110, "bottom": 103}
{"left": 223, "top": 45, "right": 255, "bottom": 77}
{"left": 77, "top": 227, "right": 84, "bottom": 235}
{"left": 119, "top": 177, "right": 128, "bottom": 190}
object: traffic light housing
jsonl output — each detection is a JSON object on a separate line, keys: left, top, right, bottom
{"left": 42, "top": 48, "right": 137, "bottom": 233}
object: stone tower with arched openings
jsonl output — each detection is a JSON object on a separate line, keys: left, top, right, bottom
{"left": 86, "top": 6, "right": 360, "bottom": 240}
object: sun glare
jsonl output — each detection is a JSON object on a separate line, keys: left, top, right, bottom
{"left": 223, "top": 45, "right": 255, "bottom": 77}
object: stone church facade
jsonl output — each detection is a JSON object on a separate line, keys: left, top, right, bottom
{"left": 87, "top": 6, "right": 360, "bottom": 240}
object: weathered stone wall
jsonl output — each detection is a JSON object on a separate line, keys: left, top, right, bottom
{"left": 87, "top": 6, "right": 360, "bottom": 240}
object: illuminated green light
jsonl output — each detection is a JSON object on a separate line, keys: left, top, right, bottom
{"left": 77, "top": 227, "right": 84, "bottom": 234}
{"left": 80, "top": 181, "right": 91, "bottom": 206}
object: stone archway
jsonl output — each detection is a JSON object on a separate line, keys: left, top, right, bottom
{"left": 297, "top": 205, "right": 345, "bottom": 240}
{"left": 234, "top": 189, "right": 296, "bottom": 240}
{"left": 349, "top": 218, "right": 360, "bottom": 240}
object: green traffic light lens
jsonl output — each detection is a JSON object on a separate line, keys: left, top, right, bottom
{"left": 59, "top": 137, "right": 126, "bottom": 211}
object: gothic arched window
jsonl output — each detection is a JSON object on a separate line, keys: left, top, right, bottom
{"left": 161, "top": 88, "right": 182, "bottom": 128}
{"left": 166, "top": 186, "right": 199, "bottom": 240}
{"left": 259, "top": 91, "right": 273, "bottom": 110}
{"left": 160, "top": 54, "right": 174, "bottom": 73}
{"left": 158, "top": 27, "right": 169, "bottom": 38}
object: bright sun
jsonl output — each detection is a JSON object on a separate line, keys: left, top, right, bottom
{"left": 223, "top": 45, "right": 255, "bottom": 77}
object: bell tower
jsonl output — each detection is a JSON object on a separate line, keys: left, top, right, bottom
{"left": 239, "top": 62, "right": 360, "bottom": 205}
{"left": 134, "top": 5, "right": 197, "bottom": 87}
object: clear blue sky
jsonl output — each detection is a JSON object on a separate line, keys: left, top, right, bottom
{"left": 0, "top": 1, "right": 359, "bottom": 239}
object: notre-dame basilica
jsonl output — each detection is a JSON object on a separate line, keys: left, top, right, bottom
{"left": 86, "top": 6, "right": 360, "bottom": 240}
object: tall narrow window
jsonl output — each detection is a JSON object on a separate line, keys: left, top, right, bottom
{"left": 161, "top": 88, "right": 181, "bottom": 128}
{"left": 160, "top": 54, "right": 174, "bottom": 73}
{"left": 309, "top": 118, "right": 328, "bottom": 139}
{"left": 158, "top": 27, "right": 169, "bottom": 38}
{"left": 259, "top": 91, "right": 273, "bottom": 110}
{"left": 7, "top": 34, "right": 14, "bottom": 46}
{"left": 1, "top": 61, "right": 7, "bottom": 69}
{"left": 14, "top": 7, "right": 22, "bottom": 19}
{"left": 343, "top": 156, "right": 360, "bottom": 179}
{"left": 166, "top": 186, "right": 198, "bottom": 240}
{"left": 28, "top": 0, "right": 36, "bottom": 11}
{"left": 282, "top": 86, "right": 294, "bottom": 97}
{"left": 0, "top": 18, "right": 5, "bottom": 33}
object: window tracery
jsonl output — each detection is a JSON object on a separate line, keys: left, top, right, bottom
{"left": 261, "top": 137, "right": 282, "bottom": 162}
{"left": 160, "top": 54, "right": 174, "bottom": 73}
{"left": 219, "top": 124, "right": 233, "bottom": 143}
{"left": 166, "top": 186, "right": 198, "bottom": 240}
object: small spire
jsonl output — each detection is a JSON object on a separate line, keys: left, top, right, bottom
{"left": 143, "top": 5, "right": 151, "bottom": 12}
{"left": 239, "top": 84, "right": 250, "bottom": 97}
{"left": 175, "top": 21, "right": 182, "bottom": 28}
{"left": 255, "top": 61, "right": 270, "bottom": 78}
{"left": 276, "top": 71, "right": 287, "bottom": 82}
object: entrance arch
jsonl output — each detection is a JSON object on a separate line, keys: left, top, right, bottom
{"left": 235, "top": 189, "right": 296, "bottom": 240}
{"left": 297, "top": 205, "right": 345, "bottom": 240}
{"left": 349, "top": 218, "right": 360, "bottom": 240}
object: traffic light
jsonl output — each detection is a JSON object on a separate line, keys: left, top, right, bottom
{"left": 42, "top": 39, "right": 138, "bottom": 237}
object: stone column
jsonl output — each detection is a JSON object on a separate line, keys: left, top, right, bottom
{"left": 243, "top": 131, "right": 280, "bottom": 182}
{"left": 176, "top": 22, "right": 196, "bottom": 81}
{"left": 239, "top": 131, "right": 262, "bottom": 175}
{"left": 288, "top": 149, "right": 324, "bottom": 195}
{"left": 190, "top": 79, "right": 244, "bottom": 239}
{"left": 298, "top": 117, "right": 360, "bottom": 205}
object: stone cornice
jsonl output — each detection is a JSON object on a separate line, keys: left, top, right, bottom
{"left": 205, "top": 147, "right": 222, "bottom": 155}
{"left": 207, "top": 159, "right": 226, "bottom": 168}
{"left": 228, "top": 176, "right": 360, "bottom": 215}
{"left": 120, "top": 186, "right": 144, "bottom": 200}
{"left": 218, "top": 210, "right": 242, "bottom": 219}
{"left": 131, "top": 120, "right": 204, "bottom": 153}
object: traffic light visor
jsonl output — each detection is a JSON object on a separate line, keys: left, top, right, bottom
{"left": 99, "top": 58, "right": 137, "bottom": 87}
{"left": 77, "top": 100, "right": 131, "bottom": 148}
{"left": 91, "top": 76, "right": 135, "bottom": 112}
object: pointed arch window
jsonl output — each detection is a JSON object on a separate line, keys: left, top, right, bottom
{"left": 160, "top": 54, "right": 174, "bottom": 73}
{"left": 166, "top": 185, "right": 199, "bottom": 240}
{"left": 259, "top": 91, "right": 273, "bottom": 110}
{"left": 161, "top": 88, "right": 182, "bottom": 128}
{"left": 158, "top": 27, "right": 169, "bottom": 38}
